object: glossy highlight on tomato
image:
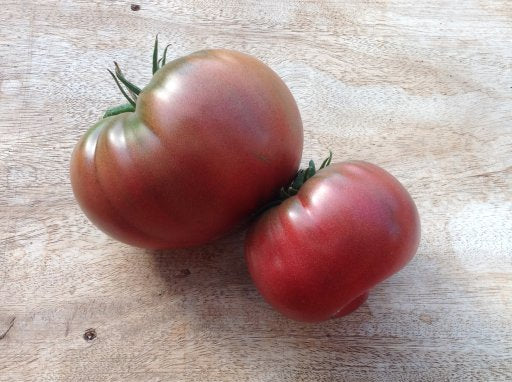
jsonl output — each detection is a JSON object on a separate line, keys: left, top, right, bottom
{"left": 245, "top": 160, "right": 420, "bottom": 322}
{"left": 70, "top": 42, "right": 303, "bottom": 249}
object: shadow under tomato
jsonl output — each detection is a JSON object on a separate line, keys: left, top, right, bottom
{"left": 147, "top": 226, "right": 264, "bottom": 315}
{"left": 149, "top": 227, "right": 251, "bottom": 282}
{"left": 147, "top": 240, "right": 473, "bottom": 379}
{"left": 145, "top": 230, "right": 446, "bottom": 379}
{"left": 147, "top": 224, "right": 377, "bottom": 327}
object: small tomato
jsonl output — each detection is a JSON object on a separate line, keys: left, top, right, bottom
{"left": 245, "top": 158, "right": 420, "bottom": 322}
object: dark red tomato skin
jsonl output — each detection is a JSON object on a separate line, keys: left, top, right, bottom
{"left": 245, "top": 161, "right": 420, "bottom": 322}
{"left": 70, "top": 50, "right": 303, "bottom": 249}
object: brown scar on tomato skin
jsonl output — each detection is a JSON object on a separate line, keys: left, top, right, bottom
{"left": 255, "top": 153, "right": 270, "bottom": 163}
{"left": 0, "top": 317, "right": 15, "bottom": 340}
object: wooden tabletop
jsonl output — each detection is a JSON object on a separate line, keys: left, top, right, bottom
{"left": 1, "top": 1, "right": 511, "bottom": 381}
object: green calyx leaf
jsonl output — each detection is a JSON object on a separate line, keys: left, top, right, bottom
{"left": 153, "top": 35, "right": 172, "bottom": 74}
{"left": 159, "top": 44, "right": 172, "bottom": 68}
{"left": 114, "top": 62, "right": 141, "bottom": 97}
{"left": 103, "top": 35, "right": 173, "bottom": 119}
{"left": 107, "top": 69, "right": 136, "bottom": 107}
{"left": 319, "top": 150, "right": 332, "bottom": 169}
{"left": 152, "top": 34, "right": 159, "bottom": 75}
{"left": 279, "top": 151, "right": 333, "bottom": 200}
{"left": 103, "top": 103, "right": 136, "bottom": 118}
{"left": 253, "top": 151, "right": 335, "bottom": 217}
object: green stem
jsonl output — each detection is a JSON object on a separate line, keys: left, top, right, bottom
{"left": 103, "top": 103, "right": 135, "bottom": 118}
{"left": 251, "top": 200, "right": 281, "bottom": 217}
{"left": 104, "top": 35, "right": 173, "bottom": 118}
{"left": 254, "top": 151, "right": 334, "bottom": 216}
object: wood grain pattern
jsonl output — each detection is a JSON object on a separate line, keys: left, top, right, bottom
{"left": 1, "top": 1, "right": 511, "bottom": 381}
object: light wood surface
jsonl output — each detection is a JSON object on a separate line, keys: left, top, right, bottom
{"left": 1, "top": 1, "right": 511, "bottom": 381}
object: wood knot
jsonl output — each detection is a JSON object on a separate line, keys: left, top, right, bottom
{"left": 83, "top": 328, "right": 97, "bottom": 341}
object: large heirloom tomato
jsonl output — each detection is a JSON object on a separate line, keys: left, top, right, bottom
{"left": 245, "top": 159, "right": 420, "bottom": 322}
{"left": 70, "top": 40, "right": 303, "bottom": 249}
